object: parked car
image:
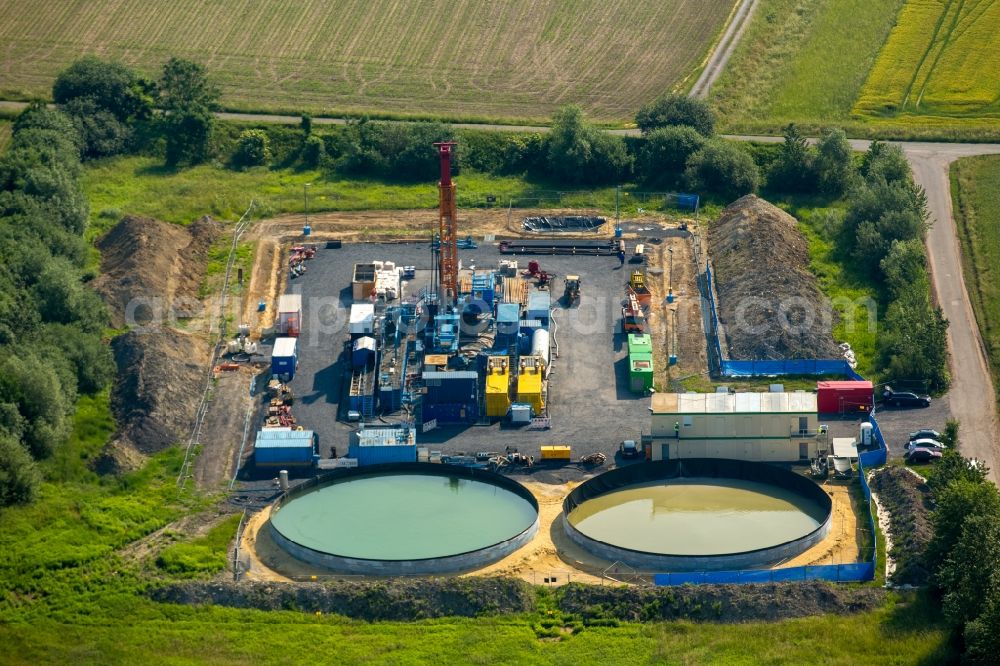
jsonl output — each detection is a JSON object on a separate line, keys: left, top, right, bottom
{"left": 883, "top": 387, "right": 931, "bottom": 408}
{"left": 905, "top": 438, "right": 946, "bottom": 451}
{"left": 909, "top": 429, "right": 942, "bottom": 442}
{"left": 619, "top": 440, "right": 640, "bottom": 459}
{"left": 905, "top": 447, "right": 943, "bottom": 463}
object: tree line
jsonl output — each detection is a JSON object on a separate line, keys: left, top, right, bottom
{"left": 920, "top": 428, "right": 1000, "bottom": 662}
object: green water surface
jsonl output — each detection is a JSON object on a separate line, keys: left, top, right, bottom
{"left": 271, "top": 473, "right": 537, "bottom": 560}
{"left": 568, "top": 478, "right": 826, "bottom": 556}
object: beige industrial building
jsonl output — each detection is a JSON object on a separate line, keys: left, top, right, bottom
{"left": 646, "top": 392, "right": 823, "bottom": 463}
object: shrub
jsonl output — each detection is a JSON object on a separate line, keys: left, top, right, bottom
{"left": 636, "top": 94, "right": 715, "bottom": 136}
{"left": 300, "top": 134, "right": 326, "bottom": 168}
{"left": 0, "top": 435, "right": 40, "bottom": 505}
{"left": 636, "top": 126, "right": 705, "bottom": 184}
{"left": 545, "top": 106, "right": 631, "bottom": 185}
{"left": 233, "top": 129, "right": 271, "bottom": 167}
{"left": 683, "top": 140, "right": 760, "bottom": 200}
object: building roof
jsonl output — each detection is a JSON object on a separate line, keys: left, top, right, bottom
{"left": 277, "top": 294, "right": 302, "bottom": 313}
{"left": 650, "top": 391, "right": 817, "bottom": 414}
{"left": 273, "top": 337, "right": 297, "bottom": 357}
{"left": 350, "top": 303, "right": 375, "bottom": 322}
{"left": 353, "top": 426, "right": 416, "bottom": 447}
{"left": 817, "top": 380, "right": 873, "bottom": 390}
{"left": 255, "top": 428, "right": 314, "bottom": 448}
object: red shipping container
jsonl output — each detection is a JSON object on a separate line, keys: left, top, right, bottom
{"left": 817, "top": 380, "right": 874, "bottom": 413}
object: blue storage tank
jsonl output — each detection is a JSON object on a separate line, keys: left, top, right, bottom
{"left": 254, "top": 428, "right": 316, "bottom": 466}
{"left": 348, "top": 425, "right": 417, "bottom": 465}
{"left": 271, "top": 337, "right": 298, "bottom": 379}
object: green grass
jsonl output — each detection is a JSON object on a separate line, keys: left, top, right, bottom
{"left": 0, "top": 591, "right": 951, "bottom": 664}
{"left": 82, "top": 155, "right": 702, "bottom": 235}
{"left": 951, "top": 155, "right": 1000, "bottom": 402}
{"left": 43, "top": 390, "right": 116, "bottom": 484}
{"left": 156, "top": 514, "right": 242, "bottom": 577}
{"left": 0, "top": 0, "right": 733, "bottom": 123}
{"left": 791, "top": 204, "right": 879, "bottom": 376}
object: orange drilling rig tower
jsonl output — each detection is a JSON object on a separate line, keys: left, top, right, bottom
{"left": 434, "top": 141, "right": 459, "bottom": 304}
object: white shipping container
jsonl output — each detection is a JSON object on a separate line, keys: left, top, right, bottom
{"left": 350, "top": 303, "right": 375, "bottom": 334}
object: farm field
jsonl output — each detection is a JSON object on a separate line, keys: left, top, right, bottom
{"left": 712, "top": 0, "right": 1000, "bottom": 139}
{"left": 951, "top": 155, "right": 1000, "bottom": 402}
{"left": 710, "top": 0, "right": 906, "bottom": 131}
{"left": 855, "top": 0, "right": 1000, "bottom": 119}
{"left": 0, "top": 0, "right": 735, "bottom": 123}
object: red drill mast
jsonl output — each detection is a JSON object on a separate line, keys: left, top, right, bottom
{"left": 435, "top": 141, "right": 459, "bottom": 304}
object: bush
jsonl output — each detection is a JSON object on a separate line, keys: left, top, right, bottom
{"left": 164, "top": 110, "right": 213, "bottom": 167}
{"left": 300, "top": 134, "right": 326, "bottom": 168}
{"left": 52, "top": 56, "right": 152, "bottom": 122}
{"left": 766, "top": 124, "right": 815, "bottom": 193}
{"left": 880, "top": 239, "right": 927, "bottom": 297}
{"left": 814, "top": 128, "right": 854, "bottom": 195}
{"left": 233, "top": 129, "right": 271, "bottom": 167}
{"left": 636, "top": 126, "right": 705, "bottom": 184}
{"left": 62, "top": 97, "right": 132, "bottom": 159}
{"left": 635, "top": 94, "right": 714, "bottom": 136}
{"left": 545, "top": 106, "right": 632, "bottom": 185}
{"left": 683, "top": 140, "right": 760, "bottom": 200}
{"left": 878, "top": 289, "right": 950, "bottom": 392}
{"left": 0, "top": 435, "right": 40, "bottom": 505}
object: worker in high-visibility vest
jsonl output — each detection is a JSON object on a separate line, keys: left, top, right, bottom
{"left": 674, "top": 421, "right": 680, "bottom": 438}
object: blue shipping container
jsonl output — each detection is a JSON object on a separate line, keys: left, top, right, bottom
{"left": 255, "top": 429, "right": 315, "bottom": 466}
{"left": 349, "top": 443, "right": 417, "bottom": 466}
{"left": 422, "top": 402, "right": 479, "bottom": 424}
{"left": 422, "top": 371, "right": 479, "bottom": 404}
{"left": 271, "top": 337, "right": 298, "bottom": 378}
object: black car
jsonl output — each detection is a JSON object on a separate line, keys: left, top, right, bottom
{"left": 909, "top": 429, "right": 941, "bottom": 441}
{"left": 619, "top": 440, "right": 640, "bottom": 458}
{"left": 883, "top": 388, "right": 931, "bottom": 408}
{"left": 905, "top": 447, "right": 943, "bottom": 463}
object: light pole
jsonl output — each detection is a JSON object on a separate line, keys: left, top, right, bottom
{"left": 669, "top": 307, "right": 678, "bottom": 366}
{"left": 666, "top": 247, "right": 674, "bottom": 303}
{"left": 614, "top": 185, "right": 622, "bottom": 238}
{"left": 303, "top": 183, "right": 312, "bottom": 236}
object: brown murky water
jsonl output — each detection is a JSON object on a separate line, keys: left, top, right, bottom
{"left": 567, "top": 478, "right": 826, "bottom": 555}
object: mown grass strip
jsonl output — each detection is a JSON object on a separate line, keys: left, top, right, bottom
{"left": 950, "top": 155, "right": 1000, "bottom": 403}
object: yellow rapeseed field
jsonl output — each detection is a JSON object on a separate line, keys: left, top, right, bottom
{"left": 855, "top": 0, "right": 1000, "bottom": 117}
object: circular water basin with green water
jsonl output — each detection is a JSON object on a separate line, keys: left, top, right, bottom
{"left": 567, "top": 477, "right": 827, "bottom": 556}
{"left": 270, "top": 470, "right": 538, "bottom": 562}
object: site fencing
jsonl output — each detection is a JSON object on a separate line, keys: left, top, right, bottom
{"left": 700, "top": 261, "right": 862, "bottom": 380}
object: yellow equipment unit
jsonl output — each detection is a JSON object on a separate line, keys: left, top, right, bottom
{"left": 484, "top": 356, "right": 511, "bottom": 417}
{"left": 540, "top": 445, "right": 571, "bottom": 461}
{"left": 516, "top": 356, "right": 545, "bottom": 415}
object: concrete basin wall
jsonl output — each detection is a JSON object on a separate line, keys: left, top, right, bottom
{"left": 562, "top": 459, "right": 833, "bottom": 572}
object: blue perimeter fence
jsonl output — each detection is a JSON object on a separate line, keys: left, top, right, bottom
{"left": 701, "top": 262, "right": 864, "bottom": 380}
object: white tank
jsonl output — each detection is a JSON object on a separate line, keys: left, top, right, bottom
{"left": 859, "top": 422, "right": 874, "bottom": 447}
{"left": 531, "top": 329, "right": 550, "bottom": 365}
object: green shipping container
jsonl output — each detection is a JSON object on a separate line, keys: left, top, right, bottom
{"left": 629, "top": 352, "right": 654, "bottom": 394}
{"left": 628, "top": 333, "right": 653, "bottom": 357}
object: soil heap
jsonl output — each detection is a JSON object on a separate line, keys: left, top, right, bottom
{"left": 708, "top": 195, "right": 839, "bottom": 360}
{"left": 92, "top": 215, "right": 221, "bottom": 327}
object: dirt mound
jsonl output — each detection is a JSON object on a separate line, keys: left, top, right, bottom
{"left": 105, "top": 328, "right": 208, "bottom": 461}
{"left": 870, "top": 467, "right": 934, "bottom": 586}
{"left": 150, "top": 578, "right": 534, "bottom": 619}
{"left": 93, "top": 215, "right": 222, "bottom": 327}
{"left": 708, "top": 195, "right": 839, "bottom": 359}
{"left": 558, "top": 581, "right": 884, "bottom": 623}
